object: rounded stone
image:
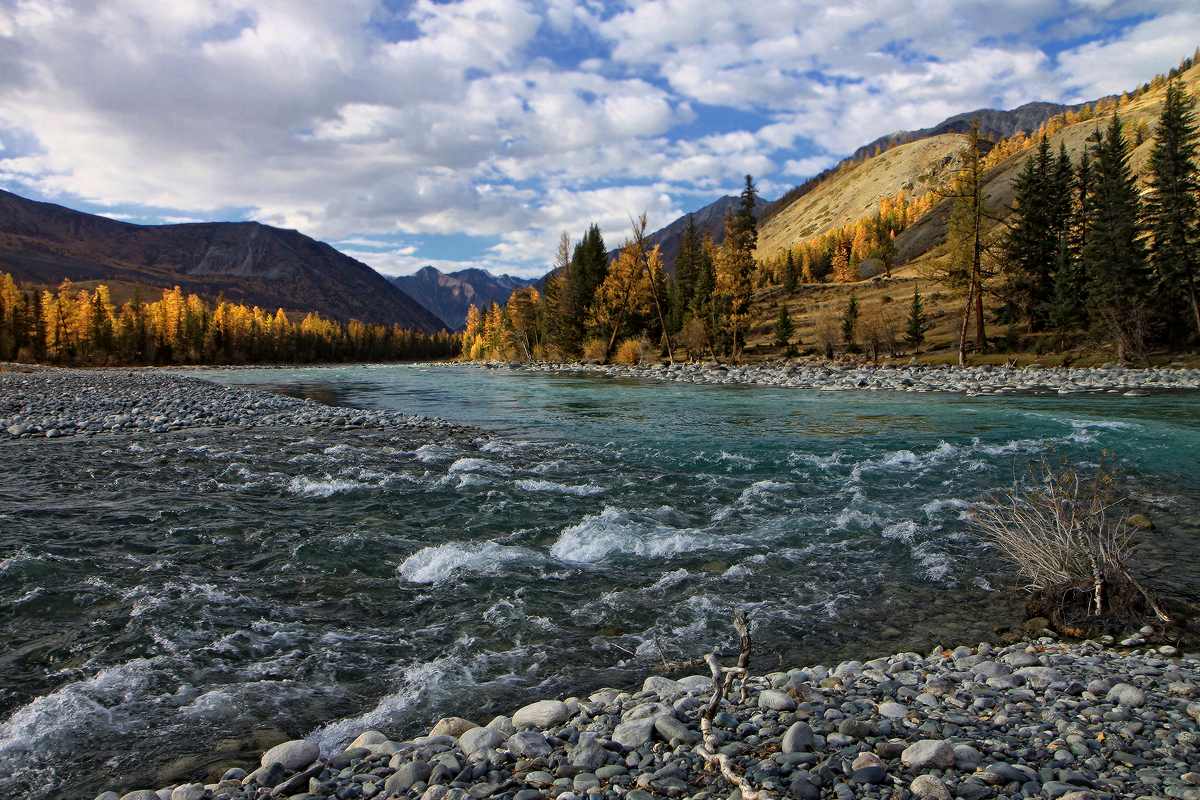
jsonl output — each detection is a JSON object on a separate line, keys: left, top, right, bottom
{"left": 431, "top": 717, "right": 480, "bottom": 737}
{"left": 260, "top": 739, "right": 320, "bottom": 771}
{"left": 757, "top": 689, "right": 796, "bottom": 711}
{"left": 910, "top": 775, "right": 952, "bottom": 800}
{"left": 512, "top": 700, "right": 571, "bottom": 729}
{"left": 901, "top": 739, "right": 955, "bottom": 771}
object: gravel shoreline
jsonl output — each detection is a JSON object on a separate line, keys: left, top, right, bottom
{"left": 483, "top": 361, "right": 1200, "bottom": 396}
{"left": 5, "top": 365, "right": 1196, "bottom": 799}
{"left": 0, "top": 366, "right": 468, "bottom": 440}
{"left": 93, "top": 637, "right": 1199, "bottom": 800}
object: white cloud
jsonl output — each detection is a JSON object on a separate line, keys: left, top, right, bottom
{"left": 0, "top": 0, "right": 1197, "bottom": 275}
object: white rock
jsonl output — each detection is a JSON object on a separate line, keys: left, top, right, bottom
{"left": 260, "top": 739, "right": 319, "bottom": 771}
{"left": 901, "top": 739, "right": 955, "bottom": 770}
{"left": 512, "top": 699, "right": 571, "bottom": 729}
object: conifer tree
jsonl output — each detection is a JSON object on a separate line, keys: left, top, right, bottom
{"left": 734, "top": 175, "right": 758, "bottom": 250}
{"left": 669, "top": 214, "right": 701, "bottom": 333}
{"left": 773, "top": 305, "right": 795, "bottom": 352}
{"left": 841, "top": 294, "right": 859, "bottom": 352}
{"left": 905, "top": 285, "right": 931, "bottom": 351}
{"left": 1082, "top": 114, "right": 1150, "bottom": 362}
{"left": 1146, "top": 81, "right": 1200, "bottom": 338}
{"left": 783, "top": 250, "right": 798, "bottom": 293}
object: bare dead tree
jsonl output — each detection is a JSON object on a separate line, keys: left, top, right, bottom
{"left": 630, "top": 212, "right": 675, "bottom": 364}
{"left": 698, "top": 609, "right": 770, "bottom": 800}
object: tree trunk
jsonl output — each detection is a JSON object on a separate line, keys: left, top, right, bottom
{"left": 958, "top": 281, "right": 974, "bottom": 367}
{"left": 974, "top": 279, "right": 986, "bottom": 353}
{"left": 1190, "top": 279, "right": 1200, "bottom": 341}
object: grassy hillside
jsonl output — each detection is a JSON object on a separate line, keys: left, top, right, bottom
{"left": 756, "top": 134, "right": 968, "bottom": 260}
{"left": 740, "top": 60, "right": 1200, "bottom": 365}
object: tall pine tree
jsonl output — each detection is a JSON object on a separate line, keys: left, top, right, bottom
{"left": 1145, "top": 81, "right": 1200, "bottom": 339}
{"left": 1082, "top": 114, "right": 1150, "bottom": 362}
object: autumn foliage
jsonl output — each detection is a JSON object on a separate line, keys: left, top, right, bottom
{"left": 0, "top": 275, "right": 458, "bottom": 365}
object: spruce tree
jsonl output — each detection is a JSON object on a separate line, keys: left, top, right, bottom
{"left": 1146, "top": 81, "right": 1200, "bottom": 339}
{"left": 670, "top": 214, "right": 701, "bottom": 332}
{"left": 842, "top": 294, "right": 859, "bottom": 352}
{"left": 734, "top": 175, "right": 758, "bottom": 251}
{"left": 1004, "top": 136, "right": 1062, "bottom": 329}
{"left": 784, "top": 250, "right": 798, "bottom": 293}
{"left": 905, "top": 285, "right": 930, "bottom": 351}
{"left": 1082, "top": 114, "right": 1150, "bottom": 362}
{"left": 773, "top": 306, "right": 795, "bottom": 352}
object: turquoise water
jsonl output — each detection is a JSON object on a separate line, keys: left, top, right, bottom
{"left": 1, "top": 365, "right": 1198, "bottom": 799}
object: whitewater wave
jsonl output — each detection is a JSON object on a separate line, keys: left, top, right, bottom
{"left": 286, "top": 475, "right": 371, "bottom": 498}
{"left": 413, "top": 443, "right": 458, "bottom": 464}
{"left": 712, "top": 479, "right": 792, "bottom": 523}
{"left": 515, "top": 479, "right": 605, "bottom": 497}
{"left": 832, "top": 507, "right": 885, "bottom": 530}
{"left": 921, "top": 498, "right": 972, "bottom": 517}
{"left": 881, "top": 519, "right": 921, "bottom": 543}
{"left": 447, "top": 457, "right": 512, "bottom": 476}
{"left": 550, "top": 506, "right": 712, "bottom": 563}
{"left": 308, "top": 655, "right": 462, "bottom": 754}
{"left": 398, "top": 541, "right": 536, "bottom": 584}
{"left": 0, "top": 658, "right": 159, "bottom": 757}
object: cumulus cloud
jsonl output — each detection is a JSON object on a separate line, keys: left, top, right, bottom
{"left": 0, "top": 0, "right": 1196, "bottom": 275}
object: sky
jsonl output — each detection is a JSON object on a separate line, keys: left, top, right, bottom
{"left": 0, "top": 1, "right": 1197, "bottom": 278}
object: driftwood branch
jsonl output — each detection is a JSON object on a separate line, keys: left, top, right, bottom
{"left": 697, "top": 609, "right": 771, "bottom": 800}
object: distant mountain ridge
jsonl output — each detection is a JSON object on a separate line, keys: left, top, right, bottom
{"left": 605, "top": 194, "right": 772, "bottom": 274}
{"left": 390, "top": 265, "right": 536, "bottom": 329}
{"left": 0, "top": 189, "right": 445, "bottom": 331}
{"left": 849, "top": 100, "right": 1079, "bottom": 160}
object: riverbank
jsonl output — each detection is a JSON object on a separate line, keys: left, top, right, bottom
{"left": 95, "top": 636, "right": 1200, "bottom": 800}
{"left": 478, "top": 361, "right": 1200, "bottom": 396}
{"left": 0, "top": 366, "right": 468, "bottom": 440}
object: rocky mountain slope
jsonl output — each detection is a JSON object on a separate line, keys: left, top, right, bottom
{"left": 756, "top": 133, "right": 969, "bottom": 260}
{"left": 0, "top": 190, "right": 445, "bottom": 331}
{"left": 390, "top": 266, "right": 536, "bottom": 329}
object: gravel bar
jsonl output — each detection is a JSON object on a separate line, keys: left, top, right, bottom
{"left": 483, "top": 361, "right": 1200, "bottom": 396}
{"left": 0, "top": 367, "right": 468, "bottom": 440}
{"left": 93, "top": 637, "right": 1199, "bottom": 800}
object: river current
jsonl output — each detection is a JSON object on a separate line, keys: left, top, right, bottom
{"left": 2, "top": 365, "right": 1198, "bottom": 799}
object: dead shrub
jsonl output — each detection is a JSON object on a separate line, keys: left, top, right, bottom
{"left": 971, "top": 459, "right": 1169, "bottom": 636}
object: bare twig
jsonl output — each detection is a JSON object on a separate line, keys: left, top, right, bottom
{"left": 697, "top": 610, "right": 771, "bottom": 800}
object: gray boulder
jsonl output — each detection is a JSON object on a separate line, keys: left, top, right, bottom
{"left": 901, "top": 739, "right": 955, "bottom": 770}
{"left": 612, "top": 717, "right": 656, "bottom": 749}
{"left": 781, "top": 722, "right": 814, "bottom": 753}
{"left": 385, "top": 761, "right": 432, "bottom": 794}
{"left": 507, "top": 731, "right": 552, "bottom": 758}
{"left": 459, "top": 726, "right": 506, "bottom": 756}
{"left": 260, "top": 739, "right": 319, "bottom": 771}
{"left": 512, "top": 699, "right": 570, "bottom": 729}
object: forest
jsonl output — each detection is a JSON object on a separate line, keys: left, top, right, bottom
{"left": 462, "top": 58, "right": 1200, "bottom": 366}
{"left": 0, "top": 279, "right": 459, "bottom": 366}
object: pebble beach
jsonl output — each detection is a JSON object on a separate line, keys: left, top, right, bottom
{"left": 93, "top": 638, "right": 1199, "bottom": 800}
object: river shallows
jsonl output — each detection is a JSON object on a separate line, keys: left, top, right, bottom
{"left": 1, "top": 365, "right": 1197, "bottom": 799}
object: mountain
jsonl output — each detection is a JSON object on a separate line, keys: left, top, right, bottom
{"left": 735, "top": 58, "right": 1200, "bottom": 357}
{"left": 0, "top": 189, "right": 445, "bottom": 331}
{"left": 756, "top": 133, "right": 969, "bottom": 259}
{"left": 606, "top": 193, "right": 772, "bottom": 274}
{"left": 390, "top": 265, "right": 536, "bottom": 329}
{"left": 760, "top": 99, "right": 1083, "bottom": 231}
{"left": 848, "top": 100, "right": 1078, "bottom": 161}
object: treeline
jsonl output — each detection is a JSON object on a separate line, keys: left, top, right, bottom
{"left": 0, "top": 276, "right": 458, "bottom": 365}
{"left": 968, "top": 80, "right": 1200, "bottom": 362}
{"left": 462, "top": 177, "right": 763, "bottom": 363}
